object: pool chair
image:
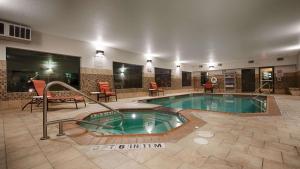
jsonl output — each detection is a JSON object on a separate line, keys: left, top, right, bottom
{"left": 32, "top": 80, "right": 86, "bottom": 109}
{"left": 149, "top": 82, "right": 164, "bottom": 96}
{"left": 204, "top": 81, "right": 214, "bottom": 93}
{"left": 98, "top": 82, "right": 117, "bottom": 102}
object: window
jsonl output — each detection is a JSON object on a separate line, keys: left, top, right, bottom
{"left": 6, "top": 47, "right": 80, "bottom": 92}
{"left": 155, "top": 68, "right": 171, "bottom": 87}
{"left": 182, "top": 71, "right": 192, "bottom": 86}
{"left": 113, "top": 62, "right": 143, "bottom": 89}
{"left": 200, "top": 72, "right": 208, "bottom": 85}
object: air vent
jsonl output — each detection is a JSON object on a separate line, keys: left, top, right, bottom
{"left": 0, "top": 20, "right": 31, "bottom": 42}
{"left": 277, "top": 57, "right": 284, "bottom": 61}
{"left": 218, "top": 63, "right": 222, "bottom": 66}
{"left": 248, "top": 60, "right": 254, "bottom": 63}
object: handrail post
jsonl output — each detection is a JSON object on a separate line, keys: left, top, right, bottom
{"left": 57, "top": 121, "right": 65, "bottom": 136}
{"left": 40, "top": 85, "right": 50, "bottom": 140}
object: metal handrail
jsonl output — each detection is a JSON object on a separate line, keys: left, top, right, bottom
{"left": 252, "top": 82, "right": 271, "bottom": 101}
{"left": 41, "top": 81, "right": 124, "bottom": 140}
{"left": 254, "top": 81, "right": 272, "bottom": 95}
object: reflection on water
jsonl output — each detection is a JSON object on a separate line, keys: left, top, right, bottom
{"left": 81, "top": 111, "right": 186, "bottom": 135}
{"left": 148, "top": 94, "right": 266, "bottom": 113}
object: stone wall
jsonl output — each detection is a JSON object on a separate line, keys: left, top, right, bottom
{"left": 274, "top": 72, "right": 297, "bottom": 94}
{"left": 0, "top": 62, "right": 192, "bottom": 110}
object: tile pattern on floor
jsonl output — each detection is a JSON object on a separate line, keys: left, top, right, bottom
{"left": 0, "top": 94, "right": 300, "bottom": 169}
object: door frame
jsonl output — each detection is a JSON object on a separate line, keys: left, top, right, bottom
{"left": 259, "top": 66, "right": 275, "bottom": 93}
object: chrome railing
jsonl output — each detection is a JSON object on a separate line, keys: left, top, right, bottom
{"left": 40, "top": 81, "right": 124, "bottom": 140}
{"left": 254, "top": 82, "right": 272, "bottom": 94}
{"left": 252, "top": 82, "right": 272, "bottom": 101}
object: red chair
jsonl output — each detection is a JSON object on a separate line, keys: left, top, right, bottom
{"left": 204, "top": 81, "right": 214, "bottom": 93}
{"left": 149, "top": 82, "right": 164, "bottom": 96}
{"left": 32, "top": 80, "right": 86, "bottom": 109}
{"left": 98, "top": 82, "right": 117, "bottom": 102}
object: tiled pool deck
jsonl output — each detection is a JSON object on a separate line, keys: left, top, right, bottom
{"left": 0, "top": 93, "right": 300, "bottom": 169}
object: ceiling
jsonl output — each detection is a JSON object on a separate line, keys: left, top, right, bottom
{"left": 1, "top": 0, "right": 300, "bottom": 65}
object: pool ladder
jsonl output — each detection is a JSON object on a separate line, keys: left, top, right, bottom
{"left": 252, "top": 82, "right": 271, "bottom": 102}
{"left": 40, "top": 81, "right": 124, "bottom": 140}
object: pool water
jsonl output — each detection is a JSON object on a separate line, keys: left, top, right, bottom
{"left": 80, "top": 110, "right": 186, "bottom": 135}
{"left": 146, "top": 94, "right": 266, "bottom": 113}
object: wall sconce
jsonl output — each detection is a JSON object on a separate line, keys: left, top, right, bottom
{"left": 176, "top": 65, "right": 181, "bottom": 68}
{"left": 147, "top": 59, "right": 152, "bottom": 63}
{"left": 96, "top": 50, "right": 105, "bottom": 57}
{"left": 28, "top": 88, "right": 35, "bottom": 92}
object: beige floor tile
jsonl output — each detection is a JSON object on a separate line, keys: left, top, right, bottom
{"left": 7, "top": 152, "right": 48, "bottom": 169}
{"left": 144, "top": 153, "right": 183, "bottom": 169}
{"left": 178, "top": 163, "right": 200, "bottom": 169}
{"left": 253, "top": 132, "right": 279, "bottom": 142}
{"left": 46, "top": 147, "right": 82, "bottom": 167}
{"left": 115, "top": 160, "right": 148, "bottom": 169}
{"left": 197, "top": 143, "right": 230, "bottom": 159}
{"left": 162, "top": 142, "right": 183, "bottom": 156}
{"left": 54, "top": 156, "right": 99, "bottom": 169}
{"left": 40, "top": 141, "right": 73, "bottom": 155}
{"left": 282, "top": 154, "right": 300, "bottom": 169}
{"left": 226, "top": 150, "right": 263, "bottom": 169}
{"left": 6, "top": 145, "right": 41, "bottom": 162}
{"left": 123, "top": 149, "right": 160, "bottom": 163}
{"left": 248, "top": 146, "right": 282, "bottom": 163}
{"left": 220, "top": 142, "right": 250, "bottom": 153}
{"left": 92, "top": 151, "right": 130, "bottom": 169}
{"left": 263, "top": 159, "right": 296, "bottom": 169}
{"left": 280, "top": 137, "right": 300, "bottom": 147}
{"left": 76, "top": 145, "right": 111, "bottom": 159}
{"left": 265, "top": 141, "right": 298, "bottom": 156}
{"left": 201, "top": 156, "right": 242, "bottom": 169}
{"left": 31, "top": 162, "right": 53, "bottom": 169}
{"left": 175, "top": 147, "right": 208, "bottom": 168}
{"left": 1, "top": 95, "right": 300, "bottom": 169}
{"left": 237, "top": 136, "right": 265, "bottom": 148}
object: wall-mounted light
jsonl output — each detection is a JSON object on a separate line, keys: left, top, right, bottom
{"left": 147, "top": 59, "right": 152, "bottom": 63}
{"left": 96, "top": 50, "right": 104, "bottom": 57}
{"left": 177, "top": 65, "right": 181, "bottom": 68}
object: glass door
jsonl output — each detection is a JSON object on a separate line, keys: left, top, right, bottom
{"left": 259, "top": 67, "right": 274, "bottom": 93}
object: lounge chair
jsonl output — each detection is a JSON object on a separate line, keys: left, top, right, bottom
{"left": 204, "top": 81, "right": 213, "bottom": 93}
{"left": 98, "top": 82, "right": 117, "bottom": 102}
{"left": 149, "top": 82, "right": 164, "bottom": 96}
{"left": 32, "top": 80, "right": 86, "bottom": 109}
